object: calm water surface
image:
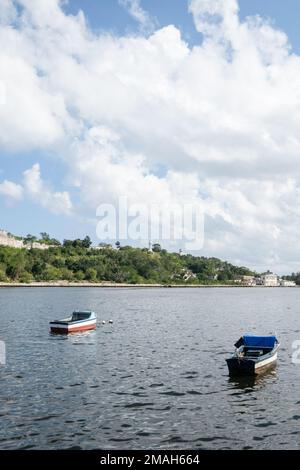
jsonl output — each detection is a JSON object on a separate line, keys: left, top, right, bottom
{"left": 0, "top": 287, "right": 300, "bottom": 449}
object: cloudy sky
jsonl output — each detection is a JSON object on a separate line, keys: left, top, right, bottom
{"left": 1, "top": 0, "right": 300, "bottom": 273}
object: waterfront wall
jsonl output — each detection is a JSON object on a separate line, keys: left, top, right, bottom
{"left": 0, "top": 230, "right": 50, "bottom": 250}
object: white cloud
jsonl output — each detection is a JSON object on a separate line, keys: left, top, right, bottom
{"left": 0, "top": 179, "right": 23, "bottom": 200}
{"left": 0, "top": 0, "right": 17, "bottom": 25}
{"left": 119, "top": 0, "right": 156, "bottom": 33}
{"left": 189, "top": 0, "right": 239, "bottom": 39}
{"left": 23, "top": 163, "right": 72, "bottom": 214}
{"left": 69, "top": 125, "right": 200, "bottom": 211}
{"left": 1, "top": 0, "right": 300, "bottom": 271}
{"left": 0, "top": 163, "right": 72, "bottom": 214}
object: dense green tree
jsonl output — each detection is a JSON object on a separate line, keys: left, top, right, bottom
{"left": 63, "top": 239, "right": 73, "bottom": 248}
{"left": 85, "top": 268, "right": 97, "bottom": 281}
{"left": 74, "top": 270, "right": 85, "bottom": 281}
{"left": 82, "top": 236, "right": 92, "bottom": 249}
{"left": 40, "top": 232, "right": 50, "bottom": 242}
{"left": 19, "top": 271, "right": 34, "bottom": 283}
{"left": 152, "top": 243, "right": 162, "bottom": 252}
{"left": 5, "top": 251, "right": 26, "bottom": 280}
{"left": 42, "top": 266, "right": 62, "bottom": 281}
{"left": 24, "top": 234, "right": 37, "bottom": 248}
{"left": 0, "top": 233, "right": 259, "bottom": 284}
{"left": 0, "top": 268, "right": 7, "bottom": 281}
{"left": 50, "top": 238, "right": 61, "bottom": 246}
{"left": 31, "top": 261, "right": 46, "bottom": 278}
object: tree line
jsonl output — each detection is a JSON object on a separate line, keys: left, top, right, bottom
{"left": 0, "top": 233, "right": 255, "bottom": 284}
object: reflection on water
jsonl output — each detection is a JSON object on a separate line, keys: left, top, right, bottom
{"left": 228, "top": 366, "right": 278, "bottom": 390}
{"left": 0, "top": 287, "right": 300, "bottom": 450}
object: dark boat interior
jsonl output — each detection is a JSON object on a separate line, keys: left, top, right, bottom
{"left": 242, "top": 346, "right": 273, "bottom": 358}
{"left": 71, "top": 311, "right": 91, "bottom": 321}
{"left": 50, "top": 311, "right": 92, "bottom": 325}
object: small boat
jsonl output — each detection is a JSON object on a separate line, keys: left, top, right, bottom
{"left": 50, "top": 310, "right": 97, "bottom": 334}
{"left": 226, "top": 334, "right": 280, "bottom": 376}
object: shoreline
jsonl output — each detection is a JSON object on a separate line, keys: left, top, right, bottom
{"left": 0, "top": 281, "right": 296, "bottom": 288}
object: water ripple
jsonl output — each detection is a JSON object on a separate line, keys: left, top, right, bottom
{"left": 0, "top": 286, "right": 298, "bottom": 449}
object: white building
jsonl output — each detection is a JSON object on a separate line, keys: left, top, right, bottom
{"left": 261, "top": 272, "right": 279, "bottom": 287}
{"left": 280, "top": 279, "right": 296, "bottom": 287}
{"left": 234, "top": 275, "right": 256, "bottom": 286}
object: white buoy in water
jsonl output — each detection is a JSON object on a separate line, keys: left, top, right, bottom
{"left": 109, "top": 320, "right": 113, "bottom": 324}
{"left": 102, "top": 320, "right": 106, "bottom": 325}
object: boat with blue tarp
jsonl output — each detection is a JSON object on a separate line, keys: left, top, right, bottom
{"left": 226, "top": 334, "right": 280, "bottom": 376}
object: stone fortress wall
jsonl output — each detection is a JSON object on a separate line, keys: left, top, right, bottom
{"left": 0, "top": 230, "right": 50, "bottom": 250}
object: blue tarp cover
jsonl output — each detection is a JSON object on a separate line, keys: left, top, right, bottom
{"left": 243, "top": 335, "right": 277, "bottom": 348}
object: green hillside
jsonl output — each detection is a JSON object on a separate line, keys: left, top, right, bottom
{"left": 0, "top": 234, "right": 255, "bottom": 284}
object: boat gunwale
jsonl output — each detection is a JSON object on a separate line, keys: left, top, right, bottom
{"left": 231, "top": 342, "right": 280, "bottom": 364}
{"left": 49, "top": 318, "right": 96, "bottom": 326}
{"left": 49, "top": 311, "right": 96, "bottom": 326}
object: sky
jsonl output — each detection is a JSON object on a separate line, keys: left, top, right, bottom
{"left": 1, "top": 0, "right": 300, "bottom": 273}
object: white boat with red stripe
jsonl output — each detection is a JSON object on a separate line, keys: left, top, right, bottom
{"left": 50, "top": 310, "right": 97, "bottom": 334}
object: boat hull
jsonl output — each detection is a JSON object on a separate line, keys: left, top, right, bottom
{"left": 226, "top": 352, "right": 278, "bottom": 376}
{"left": 50, "top": 319, "right": 97, "bottom": 334}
